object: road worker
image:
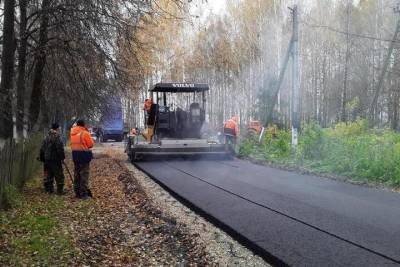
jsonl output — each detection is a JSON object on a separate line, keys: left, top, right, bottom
{"left": 143, "top": 98, "right": 153, "bottom": 126}
{"left": 39, "top": 123, "right": 66, "bottom": 194}
{"left": 126, "top": 127, "right": 138, "bottom": 153}
{"left": 143, "top": 98, "right": 153, "bottom": 113}
{"left": 95, "top": 127, "right": 102, "bottom": 143}
{"left": 70, "top": 119, "right": 94, "bottom": 199}
{"left": 223, "top": 115, "right": 240, "bottom": 151}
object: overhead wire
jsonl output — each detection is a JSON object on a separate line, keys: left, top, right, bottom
{"left": 300, "top": 7, "right": 400, "bottom": 44}
{"left": 300, "top": 20, "right": 400, "bottom": 43}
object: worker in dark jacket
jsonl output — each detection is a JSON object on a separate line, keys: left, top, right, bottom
{"left": 39, "top": 123, "right": 66, "bottom": 194}
{"left": 70, "top": 119, "right": 94, "bottom": 199}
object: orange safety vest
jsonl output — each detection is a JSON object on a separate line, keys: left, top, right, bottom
{"left": 223, "top": 119, "right": 240, "bottom": 136}
{"left": 70, "top": 126, "right": 94, "bottom": 151}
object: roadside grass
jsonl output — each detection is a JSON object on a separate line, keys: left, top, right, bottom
{"left": 239, "top": 119, "right": 400, "bottom": 189}
{"left": 1, "top": 154, "right": 215, "bottom": 266}
{"left": 0, "top": 177, "right": 83, "bottom": 266}
{"left": 0, "top": 185, "right": 21, "bottom": 211}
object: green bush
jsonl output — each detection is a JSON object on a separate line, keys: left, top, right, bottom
{"left": 264, "top": 130, "right": 291, "bottom": 160}
{"left": 318, "top": 123, "right": 400, "bottom": 185}
{"left": 299, "top": 122, "right": 324, "bottom": 159}
{"left": 239, "top": 119, "right": 400, "bottom": 187}
{"left": 239, "top": 127, "right": 291, "bottom": 161}
{"left": 238, "top": 138, "right": 257, "bottom": 157}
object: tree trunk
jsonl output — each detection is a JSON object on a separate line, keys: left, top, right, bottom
{"left": 29, "top": 0, "right": 51, "bottom": 130}
{"left": 16, "top": 0, "right": 28, "bottom": 139}
{"left": 0, "top": 0, "right": 16, "bottom": 139}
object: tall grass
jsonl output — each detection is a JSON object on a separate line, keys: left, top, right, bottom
{"left": 239, "top": 119, "right": 400, "bottom": 187}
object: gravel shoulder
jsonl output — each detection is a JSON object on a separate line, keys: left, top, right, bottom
{"left": 101, "top": 143, "right": 270, "bottom": 266}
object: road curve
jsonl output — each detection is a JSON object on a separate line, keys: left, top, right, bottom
{"left": 135, "top": 158, "right": 400, "bottom": 266}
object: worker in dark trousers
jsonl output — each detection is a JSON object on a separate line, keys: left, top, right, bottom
{"left": 95, "top": 128, "right": 101, "bottom": 143}
{"left": 39, "top": 123, "right": 66, "bottom": 194}
{"left": 70, "top": 119, "right": 94, "bottom": 199}
{"left": 223, "top": 115, "right": 240, "bottom": 152}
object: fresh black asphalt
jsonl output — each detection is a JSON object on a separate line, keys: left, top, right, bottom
{"left": 135, "top": 158, "right": 400, "bottom": 266}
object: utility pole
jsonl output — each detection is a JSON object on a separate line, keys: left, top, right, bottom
{"left": 290, "top": 5, "right": 300, "bottom": 147}
{"left": 268, "top": 5, "right": 300, "bottom": 147}
{"left": 369, "top": 4, "right": 400, "bottom": 124}
{"left": 342, "top": 0, "right": 351, "bottom": 122}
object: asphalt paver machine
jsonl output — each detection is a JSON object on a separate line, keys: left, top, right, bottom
{"left": 127, "top": 83, "right": 231, "bottom": 162}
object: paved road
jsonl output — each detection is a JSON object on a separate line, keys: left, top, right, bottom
{"left": 135, "top": 158, "right": 400, "bottom": 266}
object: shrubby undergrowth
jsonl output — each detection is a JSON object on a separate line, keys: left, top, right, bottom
{"left": 239, "top": 120, "right": 400, "bottom": 187}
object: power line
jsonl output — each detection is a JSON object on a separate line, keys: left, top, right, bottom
{"left": 301, "top": 21, "right": 400, "bottom": 43}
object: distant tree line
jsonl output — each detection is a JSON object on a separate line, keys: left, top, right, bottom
{"left": 134, "top": 0, "right": 400, "bottom": 131}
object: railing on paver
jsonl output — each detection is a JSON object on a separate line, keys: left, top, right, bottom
{"left": 0, "top": 135, "right": 42, "bottom": 209}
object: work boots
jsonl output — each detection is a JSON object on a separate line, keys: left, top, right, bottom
{"left": 56, "top": 185, "right": 66, "bottom": 195}
{"left": 45, "top": 185, "right": 54, "bottom": 194}
{"left": 44, "top": 181, "right": 54, "bottom": 194}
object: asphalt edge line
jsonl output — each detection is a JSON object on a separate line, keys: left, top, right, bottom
{"left": 164, "top": 162, "right": 400, "bottom": 265}
{"left": 133, "top": 162, "right": 289, "bottom": 267}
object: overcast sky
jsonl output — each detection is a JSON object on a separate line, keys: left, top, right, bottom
{"left": 208, "top": 0, "right": 227, "bottom": 14}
